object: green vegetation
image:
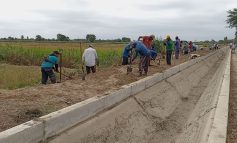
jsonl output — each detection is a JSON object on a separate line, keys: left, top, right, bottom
{"left": 0, "top": 64, "right": 41, "bottom": 89}
{"left": 86, "top": 34, "right": 96, "bottom": 42}
{"left": 0, "top": 42, "right": 124, "bottom": 68}
{"left": 226, "top": 8, "right": 237, "bottom": 43}
{"left": 0, "top": 41, "right": 125, "bottom": 89}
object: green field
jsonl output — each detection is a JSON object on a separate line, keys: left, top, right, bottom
{"left": 0, "top": 41, "right": 126, "bottom": 89}
{"left": 0, "top": 64, "right": 41, "bottom": 89}
{"left": 0, "top": 41, "right": 125, "bottom": 68}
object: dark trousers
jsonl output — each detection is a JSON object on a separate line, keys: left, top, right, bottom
{"left": 122, "top": 56, "right": 129, "bottom": 65}
{"left": 166, "top": 50, "right": 172, "bottom": 65}
{"left": 175, "top": 51, "right": 179, "bottom": 59}
{"left": 86, "top": 66, "right": 96, "bottom": 74}
{"left": 184, "top": 51, "right": 189, "bottom": 55}
{"left": 41, "top": 68, "right": 56, "bottom": 84}
{"left": 139, "top": 56, "right": 149, "bottom": 74}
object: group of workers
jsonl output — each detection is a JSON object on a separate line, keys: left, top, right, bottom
{"left": 41, "top": 35, "right": 198, "bottom": 84}
{"left": 122, "top": 35, "right": 183, "bottom": 76}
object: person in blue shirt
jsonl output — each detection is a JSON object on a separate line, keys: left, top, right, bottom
{"left": 131, "top": 41, "right": 151, "bottom": 76}
{"left": 175, "top": 36, "right": 181, "bottom": 59}
{"left": 41, "top": 51, "right": 61, "bottom": 84}
{"left": 122, "top": 44, "right": 132, "bottom": 65}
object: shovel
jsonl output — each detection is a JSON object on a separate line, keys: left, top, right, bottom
{"left": 82, "top": 64, "right": 86, "bottom": 80}
{"left": 127, "top": 49, "right": 133, "bottom": 74}
{"left": 80, "top": 42, "right": 85, "bottom": 80}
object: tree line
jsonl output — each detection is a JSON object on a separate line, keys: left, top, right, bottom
{"left": 226, "top": 8, "right": 237, "bottom": 43}
{"left": 0, "top": 33, "right": 131, "bottom": 43}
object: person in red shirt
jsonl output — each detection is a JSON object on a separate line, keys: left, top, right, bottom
{"left": 189, "top": 41, "right": 193, "bottom": 52}
{"left": 138, "top": 35, "right": 154, "bottom": 49}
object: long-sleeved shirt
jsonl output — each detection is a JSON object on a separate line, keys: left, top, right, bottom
{"left": 122, "top": 44, "right": 131, "bottom": 57}
{"left": 165, "top": 40, "right": 174, "bottom": 52}
{"left": 82, "top": 47, "right": 98, "bottom": 67}
{"left": 138, "top": 36, "right": 153, "bottom": 49}
{"left": 41, "top": 55, "right": 58, "bottom": 69}
{"left": 134, "top": 41, "right": 151, "bottom": 57}
{"left": 175, "top": 39, "right": 180, "bottom": 52}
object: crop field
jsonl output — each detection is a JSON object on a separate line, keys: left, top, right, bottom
{"left": 0, "top": 64, "right": 41, "bottom": 89}
{"left": 0, "top": 41, "right": 125, "bottom": 68}
{"left": 0, "top": 41, "right": 125, "bottom": 89}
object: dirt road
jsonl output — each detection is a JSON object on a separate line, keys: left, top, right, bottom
{"left": 0, "top": 49, "right": 211, "bottom": 132}
{"left": 227, "top": 52, "right": 237, "bottom": 143}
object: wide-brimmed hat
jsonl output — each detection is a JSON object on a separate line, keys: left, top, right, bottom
{"left": 53, "top": 51, "right": 60, "bottom": 55}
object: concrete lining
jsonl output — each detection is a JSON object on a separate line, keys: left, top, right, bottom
{"left": 0, "top": 121, "right": 44, "bottom": 143}
{"left": 49, "top": 48, "right": 230, "bottom": 143}
{"left": 207, "top": 50, "right": 230, "bottom": 143}
{"left": 0, "top": 48, "right": 230, "bottom": 143}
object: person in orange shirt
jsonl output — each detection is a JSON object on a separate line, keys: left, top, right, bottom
{"left": 138, "top": 35, "right": 154, "bottom": 49}
{"left": 138, "top": 35, "right": 155, "bottom": 66}
{"left": 189, "top": 41, "right": 193, "bottom": 52}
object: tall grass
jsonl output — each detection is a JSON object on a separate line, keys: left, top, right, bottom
{"left": 0, "top": 64, "right": 41, "bottom": 89}
{"left": 0, "top": 42, "right": 124, "bottom": 68}
{"left": 0, "top": 42, "right": 125, "bottom": 89}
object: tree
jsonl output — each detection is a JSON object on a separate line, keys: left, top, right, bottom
{"left": 121, "top": 37, "right": 131, "bottom": 42}
{"left": 218, "top": 40, "right": 224, "bottom": 44}
{"left": 86, "top": 34, "right": 96, "bottom": 42}
{"left": 57, "top": 33, "right": 70, "bottom": 41}
{"left": 35, "top": 35, "right": 44, "bottom": 41}
{"left": 226, "top": 8, "right": 237, "bottom": 38}
{"left": 21, "top": 35, "right": 24, "bottom": 40}
{"left": 224, "top": 36, "right": 228, "bottom": 44}
{"left": 7, "top": 36, "right": 14, "bottom": 40}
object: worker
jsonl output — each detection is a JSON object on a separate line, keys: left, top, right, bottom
{"left": 189, "top": 41, "right": 193, "bottom": 52}
{"left": 138, "top": 35, "right": 155, "bottom": 66}
{"left": 164, "top": 35, "right": 174, "bottom": 65}
{"left": 183, "top": 42, "right": 189, "bottom": 55}
{"left": 229, "top": 43, "right": 233, "bottom": 49}
{"left": 131, "top": 41, "right": 151, "bottom": 76}
{"left": 175, "top": 36, "right": 181, "bottom": 59}
{"left": 122, "top": 43, "right": 132, "bottom": 65}
{"left": 138, "top": 35, "right": 154, "bottom": 49}
{"left": 41, "top": 51, "right": 61, "bottom": 84}
{"left": 82, "top": 44, "right": 99, "bottom": 74}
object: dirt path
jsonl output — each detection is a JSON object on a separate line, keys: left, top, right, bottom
{"left": 227, "top": 52, "right": 237, "bottom": 143}
{"left": 0, "top": 49, "right": 210, "bottom": 132}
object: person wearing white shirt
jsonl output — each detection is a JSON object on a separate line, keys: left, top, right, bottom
{"left": 82, "top": 44, "right": 99, "bottom": 74}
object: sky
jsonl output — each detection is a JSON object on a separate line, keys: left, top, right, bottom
{"left": 0, "top": 0, "right": 236, "bottom": 41}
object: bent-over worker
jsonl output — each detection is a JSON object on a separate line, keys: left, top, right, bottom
{"left": 41, "top": 51, "right": 60, "bottom": 84}
{"left": 131, "top": 41, "right": 151, "bottom": 76}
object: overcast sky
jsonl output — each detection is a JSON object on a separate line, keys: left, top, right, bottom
{"left": 0, "top": 0, "right": 236, "bottom": 41}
